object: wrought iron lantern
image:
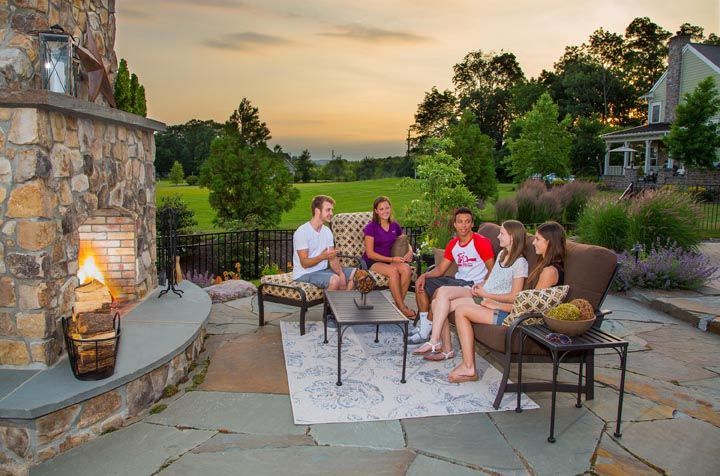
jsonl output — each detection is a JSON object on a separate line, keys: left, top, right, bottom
{"left": 39, "top": 25, "right": 75, "bottom": 95}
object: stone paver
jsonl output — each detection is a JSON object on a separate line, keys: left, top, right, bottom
{"left": 31, "top": 422, "right": 214, "bottom": 476}
{"left": 310, "top": 420, "right": 405, "bottom": 449}
{"left": 191, "top": 433, "right": 315, "bottom": 453}
{"left": 145, "top": 391, "right": 305, "bottom": 435}
{"left": 611, "top": 418, "right": 720, "bottom": 475}
{"left": 593, "top": 433, "right": 660, "bottom": 475}
{"left": 200, "top": 326, "right": 289, "bottom": 394}
{"left": 582, "top": 385, "right": 675, "bottom": 423}
{"left": 406, "top": 454, "right": 489, "bottom": 475}
{"left": 490, "top": 394, "right": 606, "bottom": 475}
{"left": 403, "top": 414, "right": 526, "bottom": 473}
{"left": 158, "top": 446, "right": 416, "bottom": 475}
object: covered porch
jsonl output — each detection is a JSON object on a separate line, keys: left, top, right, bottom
{"left": 601, "top": 123, "right": 673, "bottom": 177}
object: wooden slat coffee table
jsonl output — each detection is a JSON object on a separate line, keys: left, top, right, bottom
{"left": 323, "top": 291, "right": 409, "bottom": 386}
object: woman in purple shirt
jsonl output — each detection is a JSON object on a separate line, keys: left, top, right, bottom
{"left": 363, "top": 196, "right": 416, "bottom": 318}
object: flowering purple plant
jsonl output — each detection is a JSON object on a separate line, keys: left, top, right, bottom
{"left": 183, "top": 269, "right": 215, "bottom": 288}
{"left": 614, "top": 243, "right": 717, "bottom": 291}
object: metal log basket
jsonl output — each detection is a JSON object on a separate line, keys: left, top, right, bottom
{"left": 62, "top": 313, "right": 121, "bottom": 380}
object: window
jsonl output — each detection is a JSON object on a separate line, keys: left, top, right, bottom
{"left": 649, "top": 103, "right": 661, "bottom": 123}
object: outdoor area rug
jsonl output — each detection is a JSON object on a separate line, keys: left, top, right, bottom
{"left": 280, "top": 319, "right": 539, "bottom": 424}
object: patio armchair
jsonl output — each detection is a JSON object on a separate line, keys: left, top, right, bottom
{"left": 257, "top": 212, "right": 420, "bottom": 335}
{"left": 459, "top": 222, "right": 618, "bottom": 409}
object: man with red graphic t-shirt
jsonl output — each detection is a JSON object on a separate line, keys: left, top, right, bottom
{"left": 410, "top": 207, "right": 494, "bottom": 343}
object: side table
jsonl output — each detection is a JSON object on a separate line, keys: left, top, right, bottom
{"left": 516, "top": 325, "right": 628, "bottom": 443}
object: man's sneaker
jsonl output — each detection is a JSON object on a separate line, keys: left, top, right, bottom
{"left": 408, "top": 332, "right": 429, "bottom": 345}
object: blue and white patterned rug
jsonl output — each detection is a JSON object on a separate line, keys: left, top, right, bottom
{"left": 280, "top": 320, "right": 539, "bottom": 424}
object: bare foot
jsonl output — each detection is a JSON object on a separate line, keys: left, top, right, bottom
{"left": 449, "top": 362, "right": 476, "bottom": 381}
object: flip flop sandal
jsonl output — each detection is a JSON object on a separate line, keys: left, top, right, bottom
{"left": 448, "top": 373, "right": 479, "bottom": 383}
{"left": 424, "top": 350, "right": 456, "bottom": 361}
{"left": 413, "top": 340, "right": 442, "bottom": 355}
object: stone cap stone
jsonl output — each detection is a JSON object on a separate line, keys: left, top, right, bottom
{"left": 0, "top": 281, "right": 210, "bottom": 419}
{"left": 0, "top": 89, "right": 166, "bottom": 132}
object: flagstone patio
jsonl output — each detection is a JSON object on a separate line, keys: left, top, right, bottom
{"left": 31, "top": 292, "right": 720, "bottom": 475}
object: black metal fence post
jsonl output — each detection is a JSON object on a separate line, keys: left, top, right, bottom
{"left": 254, "top": 228, "right": 260, "bottom": 278}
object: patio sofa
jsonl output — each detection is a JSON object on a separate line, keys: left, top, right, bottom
{"left": 257, "top": 212, "right": 420, "bottom": 335}
{"left": 455, "top": 222, "right": 618, "bottom": 408}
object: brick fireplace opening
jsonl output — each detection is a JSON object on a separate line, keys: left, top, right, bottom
{"left": 78, "top": 209, "right": 138, "bottom": 303}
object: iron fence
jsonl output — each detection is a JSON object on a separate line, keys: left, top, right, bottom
{"left": 160, "top": 226, "right": 427, "bottom": 280}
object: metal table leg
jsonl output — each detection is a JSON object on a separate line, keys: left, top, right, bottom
{"left": 516, "top": 334, "right": 526, "bottom": 413}
{"left": 614, "top": 345, "right": 628, "bottom": 437}
{"left": 576, "top": 351, "right": 585, "bottom": 408}
{"left": 336, "top": 324, "right": 343, "bottom": 386}
{"left": 375, "top": 324, "right": 380, "bottom": 343}
{"left": 401, "top": 321, "right": 408, "bottom": 384}
{"left": 549, "top": 350, "right": 559, "bottom": 443}
{"left": 323, "top": 302, "right": 329, "bottom": 344}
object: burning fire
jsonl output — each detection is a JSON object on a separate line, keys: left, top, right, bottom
{"left": 78, "top": 254, "right": 106, "bottom": 285}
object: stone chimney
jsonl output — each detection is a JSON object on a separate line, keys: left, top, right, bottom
{"left": 664, "top": 34, "right": 691, "bottom": 123}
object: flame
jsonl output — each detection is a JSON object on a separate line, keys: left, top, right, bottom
{"left": 78, "top": 254, "right": 105, "bottom": 285}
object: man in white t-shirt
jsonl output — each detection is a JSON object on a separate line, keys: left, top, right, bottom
{"left": 293, "top": 195, "right": 355, "bottom": 290}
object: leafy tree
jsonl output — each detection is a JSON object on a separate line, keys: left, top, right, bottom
{"left": 320, "top": 157, "right": 349, "bottom": 181}
{"left": 129, "top": 73, "right": 139, "bottom": 112}
{"left": 510, "top": 79, "right": 548, "bottom": 117}
{"left": 623, "top": 17, "right": 671, "bottom": 95}
{"left": 505, "top": 93, "right": 573, "bottom": 180}
{"left": 445, "top": 109, "right": 497, "bottom": 202}
{"left": 114, "top": 59, "right": 131, "bottom": 112}
{"left": 355, "top": 157, "right": 377, "bottom": 181}
{"left": 169, "top": 160, "right": 185, "bottom": 185}
{"left": 157, "top": 195, "right": 198, "bottom": 235}
{"left": 154, "top": 119, "right": 223, "bottom": 176}
{"left": 569, "top": 116, "right": 607, "bottom": 176}
{"left": 452, "top": 50, "right": 525, "bottom": 148}
{"left": 199, "top": 136, "right": 298, "bottom": 229}
{"left": 411, "top": 87, "right": 457, "bottom": 146}
{"left": 134, "top": 85, "right": 147, "bottom": 117}
{"left": 706, "top": 33, "right": 720, "bottom": 46}
{"left": 678, "top": 23, "right": 706, "bottom": 42}
{"left": 665, "top": 77, "right": 720, "bottom": 169}
{"left": 225, "top": 98, "right": 271, "bottom": 148}
{"left": 294, "top": 149, "right": 315, "bottom": 182}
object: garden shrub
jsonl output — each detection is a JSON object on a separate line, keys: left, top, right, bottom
{"left": 535, "top": 190, "right": 563, "bottom": 223}
{"left": 613, "top": 244, "right": 717, "bottom": 291}
{"left": 185, "top": 175, "right": 199, "bottom": 186}
{"left": 628, "top": 189, "right": 702, "bottom": 251}
{"left": 515, "top": 180, "right": 547, "bottom": 223}
{"left": 183, "top": 269, "right": 214, "bottom": 288}
{"left": 558, "top": 181, "right": 597, "bottom": 223}
{"left": 494, "top": 197, "right": 517, "bottom": 222}
{"left": 576, "top": 198, "right": 630, "bottom": 251}
{"left": 157, "top": 194, "right": 198, "bottom": 235}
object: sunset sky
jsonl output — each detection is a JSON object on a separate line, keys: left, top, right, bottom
{"left": 115, "top": 0, "right": 719, "bottom": 159}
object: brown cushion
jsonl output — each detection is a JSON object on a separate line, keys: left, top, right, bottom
{"left": 391, "top": 236, "right": 409, "bottom": 257}
{"left": 471, "top": 322, "right": 550, "bottom": 355}
{"left": 564, "top": 241, "right": 617, "bottom": 308}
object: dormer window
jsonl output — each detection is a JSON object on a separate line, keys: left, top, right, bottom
{"left": 649, "top": 102, "right": 661, "bottom": 123}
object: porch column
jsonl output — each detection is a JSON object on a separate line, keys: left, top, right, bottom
{"left": 645, "top": 139, "right": 651, "bottom": 174}
{"left": 623, "top": 141, "right": 629, "bottom": 170}
{"left": 604, "top": 146, "right": 610, "bottom": 175}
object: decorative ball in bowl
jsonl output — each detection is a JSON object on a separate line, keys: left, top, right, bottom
{"left": 543, "top": 303, "right": 596, "bottom": 336}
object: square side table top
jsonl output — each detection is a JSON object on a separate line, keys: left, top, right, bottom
{"left": 325, "top": 291, "right": 407, "bottom": 325}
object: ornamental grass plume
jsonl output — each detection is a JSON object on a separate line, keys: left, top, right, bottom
{"left": 613, "top": 242, "right": 717, "bottom": 291}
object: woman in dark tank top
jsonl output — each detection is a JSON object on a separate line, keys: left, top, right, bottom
{"left": 526, "top": 222, "right": 565, "bottom": 289}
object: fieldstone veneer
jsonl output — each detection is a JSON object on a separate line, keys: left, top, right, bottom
{"left": 0, "top": 90, "right": 165, "bottom": 367}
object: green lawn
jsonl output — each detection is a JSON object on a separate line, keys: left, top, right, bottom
{"left": 156, "top": 178, "right": 517, "bottom": 232}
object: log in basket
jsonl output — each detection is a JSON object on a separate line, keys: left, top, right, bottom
{"left": 62, "top": 312, "right": 121, "bottom": 380}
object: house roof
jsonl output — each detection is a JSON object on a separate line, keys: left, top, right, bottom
{"left": 601, "top": 122, "right": 671, "bottom": 140}
{"left": 690, "top": 43, "right": 720, "bottom": 71}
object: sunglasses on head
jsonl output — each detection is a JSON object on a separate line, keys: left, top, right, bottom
{"left": 547, "top": 333, "right": 572, "bottom": 345}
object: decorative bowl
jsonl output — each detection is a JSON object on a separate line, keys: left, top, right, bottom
{"left": 542, "top": 314, "right": 596, "bottom": 336}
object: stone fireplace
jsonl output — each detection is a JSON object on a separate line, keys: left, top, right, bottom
{"left": 0, "top": 0, "right": 165, "bottom": 369}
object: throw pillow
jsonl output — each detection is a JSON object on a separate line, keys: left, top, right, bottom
{"left": 391, "top": 235, "right": 410, "bottom": 257}
{"left": 502, "top": 285, "right": 570, "bottom": 327}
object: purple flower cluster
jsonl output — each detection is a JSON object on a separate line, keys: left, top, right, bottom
{"left": 614, "top": 244, "right": 717, "bottom": 291}
{"left": 183, "top": 269, "right": 215, "bottom": 288}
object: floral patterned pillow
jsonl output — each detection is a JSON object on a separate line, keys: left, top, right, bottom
{"left": 502, "top": 285, "right": 570, "bottom": 327}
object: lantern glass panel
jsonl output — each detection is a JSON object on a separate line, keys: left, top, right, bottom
{"left": 40, "top": 33, "right": 73, "bottom": 95}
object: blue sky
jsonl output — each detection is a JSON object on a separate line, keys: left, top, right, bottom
{"left": 116, "top": 0, "right": 719, "bottom": 159}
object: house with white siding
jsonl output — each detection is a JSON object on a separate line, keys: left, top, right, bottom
{"left": 601, "top": 34, "right": 720, "bottom": 186}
